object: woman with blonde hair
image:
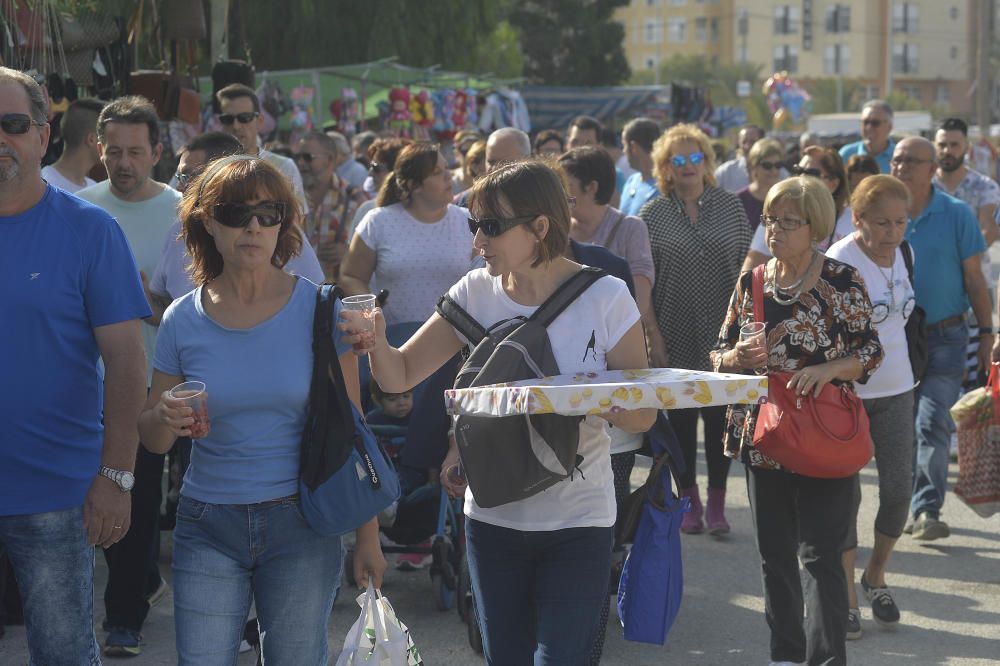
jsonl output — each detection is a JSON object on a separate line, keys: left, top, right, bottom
{"left": 712, "top": 175, "right": 883, "bottom": 665}
{"left": 737, "top": 138, "right": 786, "bottom": 232}
{"left": 640, "top": 123, "right": 751, "bottom": 535}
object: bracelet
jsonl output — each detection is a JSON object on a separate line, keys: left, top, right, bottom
{"left": 979, "top": 327, "right": 997, "bottom": 336}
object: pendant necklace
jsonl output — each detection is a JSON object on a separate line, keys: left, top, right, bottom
{"left": 770, "top": 251, "right": 819, "bottom": 306}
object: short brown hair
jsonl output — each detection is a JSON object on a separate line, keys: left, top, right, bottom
{"left": 764, "top": 176, "right": 837, "bottom": 243}
{"left": 367, "top": 137, "right": 412, "bottom": 171}
{"left": 469, "top": 159, "right": 570, "bottom": 268}
{"left": 97, "top": 95, "right": 159, "bottom": 146}
{"left": 651, "top": 123, "right": 718, "bottom": 196}
{"left": 216, "top": 83, "right": 260, "bottom": 114}
{"left": 463, "top": 139, "right": 487, "bottom": 182}
{"left": 746, "top": 138, "right": 785, "bottom": 172}
{"left": 849, "top": 174, "right": 911, "bottom": 219}
{"left": 179, "top": 156, "right": 302, "bottom": 285}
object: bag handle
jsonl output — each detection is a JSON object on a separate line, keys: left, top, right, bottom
{"left": 531, "top": 266, "right": 606, "bottom": 327}
{"left": 806, "top": 386, "right": 862, "bottom": 442}
{"left": 988, "top": 362, "right": 1000, "bottom": 399}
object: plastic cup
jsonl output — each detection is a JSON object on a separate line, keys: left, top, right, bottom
{"left": 740, "top": 322, "right": 767, "bottom": 375}
{"left": 444, "top": 462, "right": 466, "bottom": 487}
{"left": 343, "top": 294, "right": 377, "bottom": 351}
{"left": 168, "top": 381, "right": 210, "bottom": 439}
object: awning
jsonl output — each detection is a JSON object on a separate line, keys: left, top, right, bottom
{"left": 519, "top": 85, "right": 664, "bottom": 131}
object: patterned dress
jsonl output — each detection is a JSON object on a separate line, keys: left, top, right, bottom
{"left": 710, "top": 258, "right": 884, "bottom": 469}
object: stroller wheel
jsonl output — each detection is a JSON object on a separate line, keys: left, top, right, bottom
{"left": 343, "top": 548, "right": 356, "bottom": 588}
{"left": 468, "top": 594, "right": 484, "bottom": 654}
{"left": 457, "top": 554, "right": 472, "bottom": 623}
{"left": 431, "top": 572, "right": 456, "bottom": 611}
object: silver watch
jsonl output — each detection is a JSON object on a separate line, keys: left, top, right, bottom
{"left": 99, "top": 465, "right": 135, "bottom": 492}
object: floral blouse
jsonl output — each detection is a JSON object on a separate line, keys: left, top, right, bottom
{"left": 709, "top": 257, "right": 884, "bottom": 469}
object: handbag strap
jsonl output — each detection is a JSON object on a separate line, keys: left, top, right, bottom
{"left": 751, "top": 264, "right": 766, "bottom": 325}
{"left": 807, "top": 386, "right": 862, "bottom": 441}
{"left": 603, "top": 211, "right": 627, "bottom": 248}
{"left": 307, "top": 285, "right": 356, "bottom": 460}
{"left": 900, "top": 240, "right": 915, "bottom": 285}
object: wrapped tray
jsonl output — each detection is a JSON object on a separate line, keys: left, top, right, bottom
{"left": 445, "top": 368, "right": 768, "bottom": 417}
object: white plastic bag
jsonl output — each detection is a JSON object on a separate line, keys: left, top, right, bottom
{"left": 335, "top": 583, "right": 422, "bottom": 666}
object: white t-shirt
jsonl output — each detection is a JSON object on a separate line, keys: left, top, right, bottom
{"left": 355, "top": 203, "right": 473, "bottom": 326}
{"left": 149, "top": 221, "right": 324, "bottom": 300}
{"left": 826, "top": 234, "right": 915, "bottom": 398}
{"left": 751, "top": 206, "right": 854, "bottom": 256}
{"left": 446, "top": 268, "right": 640, "bottom": 531}
{"left": 76, "top": 182, "right": 181, "bottom": 383}
{"left": 41, "top": 165, "right": 95, "bottom": 193}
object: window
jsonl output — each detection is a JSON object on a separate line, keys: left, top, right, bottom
{"left": 825, "top": 4, "right": 850, "bottom": 32}
{"left": 644, "top": 19, "right": 663, "bottom": 44}
{"left": 951, "top": 46, "right": 959, "bottom": 59}
{"left": 695, "top": 17, "right": 708, "bottom": 42}
{"left": 949, "top": 6, "right": 959, "bottom": 20}
{"left": 893, "top": 2, "right": 919, "bottom": 33}
{"left": 893, "top": 43, "right": 919, "bottom": 74}
{"left": 670, "top": 0, "right": 687, "bottom": 5}
{"left": 710, "top": 17, "right": 719, "bottom": 42}
{"left": 774, "top": 5, "right": 800, "bottom": 35}
{"left": 737, "top": 8, "right": 749, "bottom": 36}
{"left": 901, "top": 85, "right": 921, "bottom": 102}
{"left": 645, "top": 0, "right": 660, "bottom": 6}
{"left": 936, "top": 84, "right": 951, "bottom": 106}
{"left": 824, "top": 44, "right": 850, "bottom": 75}
{"left": 774, "top": 45, "right": 799, "bottom": 73}
{"left": 668, "top": 17, "right": 687, "bottom": 43}
{"left": 646, "top": 57, "right": 659, "bottom": 70}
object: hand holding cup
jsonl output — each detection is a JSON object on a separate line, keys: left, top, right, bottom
{"left": 737, "top": 322, "right": 768, "bottom": 373}
{"left": 161, "top": 381, "right": 211, "bottom": 438}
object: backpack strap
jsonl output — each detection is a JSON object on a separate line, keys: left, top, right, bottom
{"left": 900, "top": 240, "right": 915, "bottom": 285}
{"left": 311, "top": 284, "right": 354, "bottom": 438}
{"left": 603, "top": 211, "right": 627, "bottom": 248}
{"left": 531, "top": 266, "right": 607, "bottom": 328}
{"left": 436, "top": 294, "right": 489, "bottom": 346}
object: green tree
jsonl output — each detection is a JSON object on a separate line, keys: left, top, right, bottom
{"left": 800, "top": 77, "right": 865, "bottom": 115}
{"left": 507, "top": 0, "right": 630, "bottom": 85}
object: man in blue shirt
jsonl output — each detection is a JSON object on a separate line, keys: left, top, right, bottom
{"left": 0, "top": 67, "right": 150, "bottom": 663}
{"left": 619, "top": 117, "right": 661, "bottom": 217}
{"left": 839, "top": 99, "right": 896, "bottom": 174}
{"left": 895, "top": 137, "right": 992, "bottom": 542}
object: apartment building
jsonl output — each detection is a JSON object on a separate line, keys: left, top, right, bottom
{"left": 615, "top": 0, "right": 977, "bottom": 113}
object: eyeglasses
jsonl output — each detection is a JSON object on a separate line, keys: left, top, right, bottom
{"left": 174, "top": 170, "right": 196, "bottom": 189}
{"left": 218, "top": 112, "right": 259, "bottom": 126}
{"left": 369, "top": 162, "right": 388, "bottom": 174}
{"left": 467, "top": 214, "right": 538, "bottom": 237}
{"left": 760, "top": 214, "right": 810, "bottom": 231}
{"left": 670, "top": 152, "right": 704, "bottom": 168}
{"left": 212, "top": 201, "right": 287, "bottom": 228}
{"left": 890, "top": 156, "right": 933, "bottom": 167}
{"left": 757, "top": 160, "right": 783, "bottom": 171}
{"left": 1, "top": 113, "right": 46, "bottom": 135}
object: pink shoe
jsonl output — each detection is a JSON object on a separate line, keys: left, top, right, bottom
{"left": 680, "top": 486, "right": 704, "bottom": 534}
{"left": 705, "top": 487, "right": 730, "bottom": 536}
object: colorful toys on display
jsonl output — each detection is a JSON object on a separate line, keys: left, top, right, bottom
{"left": 388, "top": 87, "right": 413, "bottom": 137}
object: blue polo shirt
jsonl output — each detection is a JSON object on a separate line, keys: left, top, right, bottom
{"left": 839, "top": 138, "right": 896, "bottom": 174}
{"left": 904, "top": 187, "right": 986, "bottom": 325}
{"left": 619, "top": 172, "right": 660, "bottom": 217}
{"left": 1, "top": 186, "right": 151, "bottom": 516}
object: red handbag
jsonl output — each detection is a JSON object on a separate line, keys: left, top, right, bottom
{"left": 750, "top": 264, "right": 873, "bottom": 478}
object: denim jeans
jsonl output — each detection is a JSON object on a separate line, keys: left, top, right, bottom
{"left": 172, "top": 494, "right": 343, "bottom": 666}
{"left": 465, "top": 518, "right": 613, "bottom": 665}
{"left": 911, "top": 322, "right": 968, "bottom": 520}
{"left": 0, "top": 506, "right": 101, "bottom": 665}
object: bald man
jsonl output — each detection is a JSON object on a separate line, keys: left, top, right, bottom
{"left": 892, "top": 136, "right": 991, "bottom": 542}
{"left": 454, "top": 128, "right": 531, "bottom": 207}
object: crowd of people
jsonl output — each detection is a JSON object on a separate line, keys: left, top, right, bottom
{"left": 3, "top": 61, "right": 999, "bottom": 665}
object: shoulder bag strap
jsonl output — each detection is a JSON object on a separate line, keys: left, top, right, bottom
{"left": 436, "top": 295, "right": 488, "bottom": 346}
{"left": 531, "top": 266, "right": 607, "bottom": 328}
{"left": 751, "top": 264, "right": 766, "bottom": 324}
{"left": 900, "top": 240, "right": 915, "bottom": 284}
{"left": 603, "top": 211, "right": 627, "bottom": 248}
{"left": 315, "top": 284, "right": 355, "bottom": 436}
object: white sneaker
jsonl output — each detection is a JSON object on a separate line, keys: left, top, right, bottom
{"left": 238, "top": 639, "right": 253, "bottom": 654}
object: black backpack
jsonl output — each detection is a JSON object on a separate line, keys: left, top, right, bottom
{"left": 436, "top": 267, "right": 606, "bottom": 508}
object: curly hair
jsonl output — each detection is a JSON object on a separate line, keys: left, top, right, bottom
{"left": 651, "top": 123, "right": 718, "bottom": 196}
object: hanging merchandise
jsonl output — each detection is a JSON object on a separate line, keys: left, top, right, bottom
{"left": 289, "top": 86, "right": 316, "bottom": 145}
{"left": 763, "top": 71, "right": 811, "bottom": 130}
{"left": 463, "top": 88, "right": 478, "bottom": 128}
{"left": 409, "top": 90, "right": 434, "bottom": 141}
{"left": 451, "top": 89, "right": 469, "bottom": 130}
{"left": 341, "top": 88, "right": 360, "bottom": 137}
{"left": 431, "top": 89, "right": 457, "bottom": 140}
{"left": 477, "top": 88, "right": 530, "bottom": 133}
{"left": 388, "top": 87, "right": 412, "bottom": 137}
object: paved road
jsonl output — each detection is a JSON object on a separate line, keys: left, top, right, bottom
{"left": 1, "top": 454, "right": 998, "bottom": 665}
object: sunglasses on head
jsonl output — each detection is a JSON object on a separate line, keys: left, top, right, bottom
{"left": 1, "top": 113, "right": 46, "bottom": 135}
{"left": 212, "top": 201, "right": 287, "bottom": 228}
{"left": 467, "top": 214, "right": 538, "bottom": 237}
{"left": 671, "top": 152, "right": 704, "bottom": 168}
{"left": 218, "top": 111, "right": 259, "bottom": 126}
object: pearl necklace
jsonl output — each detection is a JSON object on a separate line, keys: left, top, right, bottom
{"left": 769, "top": 251, "right": 820, "bottom": 306}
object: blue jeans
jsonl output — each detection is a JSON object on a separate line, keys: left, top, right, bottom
{"left": 465, "top": 519, "right": 613, "bottom": 665}
{"left": 911, "top": 322, "right": 968, "bottom": 520}
{"left": 172, "top": 494, "right": 343, "bottom": 665}
{"left": 0, "top": 506, "right": 101, "bottom": 665}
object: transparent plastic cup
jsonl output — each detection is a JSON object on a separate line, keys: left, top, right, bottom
{"left": 740, "top": 322, "right": 767, "bottom": 375}
{"left": 168, "top": 380, "right": 210, "bottom": 438}
{"left": 342, "top": 294, "right": 377, "bottom": 351}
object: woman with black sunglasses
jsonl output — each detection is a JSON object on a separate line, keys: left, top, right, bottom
{"left": 138, "top": 155, "right": 386, "bottom": 665}
{"left": 737, "top": 138, "right": 786, "bottom": 233}
{"left": 640, "top": 123, "right": 752, "bottom": 537}
{"left": 345, "top": 159, "right": 655, "bottom": 664}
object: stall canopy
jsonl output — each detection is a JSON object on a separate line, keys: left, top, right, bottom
{"left": 520, "top": 85, "right": 664, "bottom": 131}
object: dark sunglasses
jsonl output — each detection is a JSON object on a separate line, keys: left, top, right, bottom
{"left": 467, "top": 214, "right": 537, "bottom": 237}
{"left": 790, "top": 165, "right": 822, "bottom": 178}
{"left": 757, "top": 160, "right": 783, "bottom": 171}
{"left": 174, "top": 171, "right": 195, "bottom": 189}
{"left": 293, "top": 152, "right": 319, "bottom": 163}
{"left": 218, "top": 111, "right": 259, "bottom": 125}
{"left": 212, "top": 201, "right": 287, "bottom": 228}
{"left": 671, "top": 152, "right": 704, "bottom": 168}
{"left": 1, "top": 113, "right": 46, "bottom": 135}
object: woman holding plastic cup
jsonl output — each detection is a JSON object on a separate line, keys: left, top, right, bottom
{"left": 343, "top": 160, "right": 655, "bottom": 664}
{"left": 711, "top": 176, "right": 883, "bottom": 665}
{"left": 137, "top": 155, "right": 385, "bottom": 665}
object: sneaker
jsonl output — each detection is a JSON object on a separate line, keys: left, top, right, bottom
{"left": 145, "top": 577, "right": 169, "bottom": 608}
{"left": 861, "top": 573, "right": 900, "bottom": 625}
{"left": 846, "top": 608, "right": 863, "bottom": 640}
{"left": 239, "top": 639, "right": 254, "bottom": 654}
{"left": 902, "top": 518, "right": 914, "bottom": 535}
{"left": 395, "top": 550, "right": 432, "bottom": 571}
{"left": 104, "top": 627, "right": 141, "bottom": 657}
{"left": 911, "top": 513, "right": 950, "bottom": 541}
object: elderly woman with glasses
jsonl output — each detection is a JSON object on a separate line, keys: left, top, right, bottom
{"left": 138, "top": 156, "right": 386, "bottom": 664}
{"left": 712, "top": 176, "right": 883, "bottom": 666}
{"left": 826, "top": 175, "right": 916, "bottom": 640}
{"left": 737, "top": 138, "right": 787, "bottom": 232}
{"left": 743, "top": 145, "right": 854, "bottom": 270}
{"left": 640, "top": 123, "right": 752, "bottom": 536}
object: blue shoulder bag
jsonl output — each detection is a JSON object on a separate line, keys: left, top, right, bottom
{"left": 299, "top": 285, "right": 400, "bottom": 536}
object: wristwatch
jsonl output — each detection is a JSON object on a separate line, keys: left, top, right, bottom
{"left": 98, "top": 465, "right": 136, "bottom": 492}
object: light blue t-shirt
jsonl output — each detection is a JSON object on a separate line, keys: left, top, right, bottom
{"left": 619, "top": 172, "right": 660, "bottom": 217}
{"left": 153, "top": 277, "right": 350, "bottom": 504}
{"left": 839, "top": 138, "right": 896, "bottom": 174}
{"left": 1, "top": 186, "right": 150, "bottom": 516}
{"left": 904, "top": 187, "right": 986, "bottom": 325}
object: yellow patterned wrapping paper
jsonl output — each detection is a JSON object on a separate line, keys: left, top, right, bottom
{"left": 445, "top": 368, "right": 769, "bottom": 417}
